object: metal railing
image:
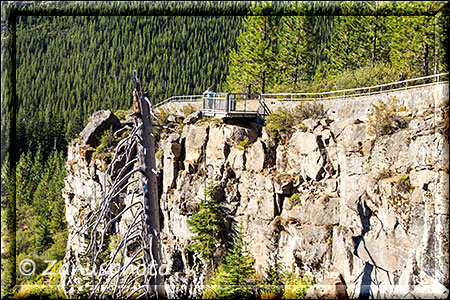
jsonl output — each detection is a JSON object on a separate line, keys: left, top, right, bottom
{"left": 202, "top": 92, "right": 263, "bottom": 117}
{"left": 154, "top": 73, "right": 449, "bottom": 110}
{"left": 262, "top": 73, "right": 449, "bottom": 102}
{"left": 153, "top": 94, "right": 203, "bottom": 109}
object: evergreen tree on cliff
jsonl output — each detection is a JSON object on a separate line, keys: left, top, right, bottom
{"left": 187, "top": 181, "right": 226, "bottom": 267}
{"left": 204, "top": 226, "right": 256, "bottom": 299}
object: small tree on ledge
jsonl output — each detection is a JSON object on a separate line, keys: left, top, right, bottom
{"left": 187, "top": 180, "right": 226, "bottom": 268}
{"left": 204, "top": 225, "right": 256, "bottom": 299}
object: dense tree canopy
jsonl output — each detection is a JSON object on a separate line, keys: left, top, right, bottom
{"left": 226, "top": 1, "right": 448, "bottom": 93}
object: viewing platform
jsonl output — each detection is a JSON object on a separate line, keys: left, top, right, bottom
{"left": 201, "top": 92, "right": 270, "bottom": 122}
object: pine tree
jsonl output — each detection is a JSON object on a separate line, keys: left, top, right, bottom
{"left": 204, "top": 225, "right": 256, "bottom": 299}
{"left": 187, "top": 181, "right": 226, "bottom": 267}
{"left": 387, "top": 1, "right": 443, "bottom": 77}
{"left": 328, "top": 15, "right": 367, "bottom": 73}
{"left": 35, "top": 209, "right": 53, "bottom": 255}
{"left": 226, "top": 1, "right": 278, "bottom": 93}
{"left": 328, "top": 2, "right": 391, "bottom": 75}
{"left": 48, "top": 151, "right": 67, "bottom": 234}
{"left": 277, "top": 14, "right": 309, "bottom": 90}
{"left": 0, "top": 153, "right": 16, "bottom": 298}
{"left": 305, "top": 2, "right": 337, "bottom": 79}
{"left": 15, "top": 152, "right": 32, "bottom": 206}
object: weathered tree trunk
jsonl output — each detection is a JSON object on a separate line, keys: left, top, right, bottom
{"left": 422, "top": 42, "right": 429, "bottom": 77}
{"left": 293, "top": 50, "right": 299, "bottom": 88}
{"left": 261, "top": 68, "right": 266, "bottom": 94}
{"left": 134, "top": 71, "right": 165, "bottom": 298}
{"left": 371, "top": 19, "right": 377, "bottom": 66}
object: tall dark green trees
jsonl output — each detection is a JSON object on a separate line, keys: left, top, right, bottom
{"left": 3, "top": 10, "right": 243, "bottom": 161}
{"left": 388, "top": 1, "right": 443, "bottom": 77}
{"left": 226, "top": 1, "right": 447, "bottom": 93}
{"left": 226, "top": 2, "right": 278, "bottom": 94}
{"left": 277, "top": 14, "right": 309, "bottom": 89}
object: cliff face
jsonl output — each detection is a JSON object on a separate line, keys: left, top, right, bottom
{"left": 62, "top": 86, "right": 449, "bottom": 298}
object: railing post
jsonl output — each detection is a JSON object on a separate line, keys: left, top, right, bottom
{"left": 226, "top": 93, "right": 230, "bottom": 113}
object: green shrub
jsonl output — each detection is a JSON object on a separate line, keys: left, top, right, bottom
{"left": 176, "top": 119, "right": 185, "bottom": 135}
{"left": 13, "top": 281, "right": 65, "bottom": 299}
{"left": 237, "top": 136, "right": 251, "bottom": 150}
{"left": 367, "top": 97, "right": 409, "bottom": 137}
{"left": 114, "top": 108, "right": 132, "bottom": 120}
{"left": 396, "top": 175, "right": 412, "bottom": 193}
{"left": 213, "top": 117, "right": 224, "bottom": 125}
{"left": 43, "top": 231, "right": 68, "bottom": 261}
{"left": 294, "top": 102, "right": 325, "bottom": 120}
{"left": 182, "top": 103, "right": 197, "bottom": 116}
{"left": 94, "top": 128, "right": 114, "bottom": 156}
{"left": 282, "top": 273, "right": 315, "bottom": 299}
{"left": 266, "top": 107, "right": 296, "bottom": 142}
{"left": 155, "top": 107, "right": 170, "bottom": 126}
{"left": 271, "top": 62, "right": 399, "bottom": 95}
{"left": 288, "top": 193, "right": 301, "bottom": 207}
{"left": 266, "top": 103, "right": 325, "bottom": 142}
{"left": 326, "top": 62, "right": 399, "bottom": 92}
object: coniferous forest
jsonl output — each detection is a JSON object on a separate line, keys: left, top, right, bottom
{"left": 1, "top": 1, "right": 448, "bottom": 298}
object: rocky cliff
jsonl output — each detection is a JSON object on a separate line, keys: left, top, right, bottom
{"left": 62, "top": 86, "right": 449, "bottom": 298}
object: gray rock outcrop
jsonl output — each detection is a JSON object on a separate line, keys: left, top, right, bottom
{"left": 79, "top": 110, "right": 121, "bottom": 147}
{"left": 63, "top": 84, "right": 449, "bottom": 299}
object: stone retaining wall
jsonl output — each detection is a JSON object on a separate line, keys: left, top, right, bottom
{"left": 155, "top": 83, "right": 449, "bottom": 121}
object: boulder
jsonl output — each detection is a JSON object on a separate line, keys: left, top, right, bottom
{"left": 223, "top": 124, "right": 260, "bottom": 144}
{"left": 80, "top": 110, "right": 120, "bottom": 147}
{"left": 273, "top": 173, "right": 295, "bottom": 194}
{"left": 227, "top": 147, "right": 246, "bottom": 178}
{"left": 182, "top": 122, "right": 209, "bottom": 169}
{"left": 304, "top": 150, "right": 325, "bottom": 180}
{"left": 246, "top": 140, "right": 266, "bottom": 173}
{"left": 162, "top": 134, "right": 182, "bottom": 194}
{"left": 206, "top": 125, "right": 228, "bottom": 173}
{"left": 167, "top": 114, "right": 183, "bottom": 123}
{"left": 290, "top": 131, "right": 318, "bottom": 155}
{"left": 302, "top": 118, "right": 319, "bottom": 131}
